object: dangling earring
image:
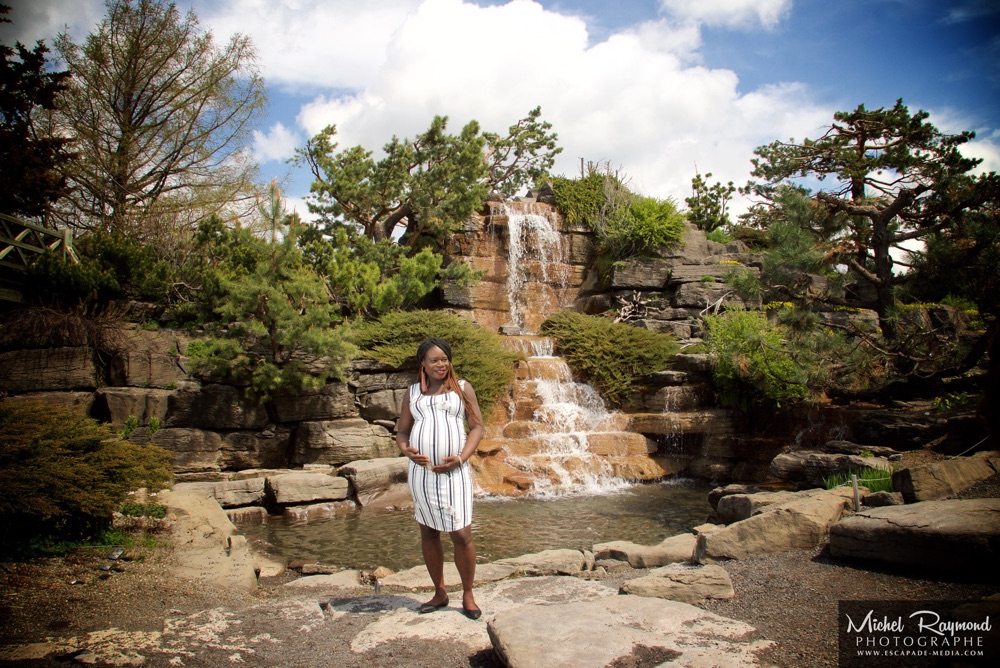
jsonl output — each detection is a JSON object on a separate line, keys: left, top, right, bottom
{"left": 419, "top": 366, "right": 428, "bottom": 393}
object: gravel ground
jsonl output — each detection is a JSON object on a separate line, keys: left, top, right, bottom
{"left": 2, "top": 470, "right": 997, "bottom": 667}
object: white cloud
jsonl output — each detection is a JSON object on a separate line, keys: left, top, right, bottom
{"left": 202, "top": 0, "right": 425, "bottom": 91}
{"left": 253, "top": 122, "right": 302, "bottom": 163}
{"left": 0, "top": 0, "right": 102, "bottom": 46}
{"left": 246, "top": 0, "right": 833, "bottom": 211}
{"left": 659, "top": 0, "right": 792, "bottom": 29}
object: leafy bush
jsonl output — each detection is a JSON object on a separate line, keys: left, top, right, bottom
{"left": 0, "top": 400, "right": 172, "bottom": 558}
{"left": 25, "top": 231, "right": 174, "bottom": 313}
{"left": 551, "top": 171, "right": 684, "bottom": 261}
{"left": 539, "top": 311, "right": 679, "bottom": 407}
{"left": 705, "top": 228, "right": 733, "bottom": 244}
{"left": 347, "top": 310, "right": 519, "bottom": 418}
{"left": 704, "top": 309, "right": 809, "bottom": 409}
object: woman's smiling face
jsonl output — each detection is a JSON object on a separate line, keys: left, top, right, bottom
{"left": 421, "top": 346, "right": 450, "bottom": 381}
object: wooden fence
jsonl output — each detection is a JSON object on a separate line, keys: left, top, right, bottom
{"left": 0, "top": 212, "right": 78, "bottom": 303}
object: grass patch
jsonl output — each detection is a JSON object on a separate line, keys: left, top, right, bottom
{"left": 823, "top": 466, "right": 896, "bottom": 494}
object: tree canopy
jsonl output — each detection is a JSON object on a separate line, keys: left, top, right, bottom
{"left": 298, "top": 107, "right": 560, "bottom": 249}
{"left": 52, "top": 0, "right": 267, "bottom": 237}
{"left": 744, "top": 99, "right": 998, "bottom": 338}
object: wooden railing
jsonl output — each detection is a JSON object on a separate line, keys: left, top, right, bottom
{"left": 0, "top": 212, "right": 78, "bottom": 303}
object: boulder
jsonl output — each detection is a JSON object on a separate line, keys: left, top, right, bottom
{"left": 708, "top": 483, "right": 760, "bottom": 510}
{"left": 157, "top": 486, "right": 257, "bottom": 592}
{"left": 620, "top": 563, "right": 735, "bottom": 603}
{"left": 293, "top": 418, "right": 395, "bottom": 466}
{"left": 358, "top": 388, "right": 406, "bottom": 422}
{"left": 608, "top": 257, "right": 674, "bottom": 289}
{"left": 592, "top": 533, "right": 696, "bottom": 568}
{"left": 668, "top": 263, "right": 752, "bottom": 284}
{"left": 673, "top": 282, "right": 744, "bottom": 310}
{"left": 174, "top": 478, "right": 266, "bottom": 508}
{"left": 695, "top": 487, "right": 855, "bottom": 562}
{"left": 628, "top": 409, "right": 741, "bottom": 436}
{"left": 94, "top": 387, "right": 172, "bottom": 426}
{"left": 165, "top": 384, "right": 269, "bottom": 430}
{"left": 715, "top": 490, "right": 798, "bottom": 524}
{"left": 282, "top": 500, "right": 357, "bottom": 521}
{"left": 829, "top": 498, "right": 1000, "bottom": 578}
{"left": 0, "top": 347, "right": 97, "bottom": 392}
{"left": 119, "top": 327, "right": 191, "bottom": 388}
{"left": 487, "top": 595, "right": 768, "bottom": 668}
{"left": 862, "top": 490, "right": 905, "bottom": 507}
{"left": 769, "top": 451, "right": 892, "bottom": 487}
{"left": 150, "top": 427, "right": 222, "bottom": 473}
{"left": 820, "top": 440, "right": 899, "bottom": 458}
{"left": 893, "top": 451, "right": 999, "bottom": 502}
{"left": 265, "top": 472, "right": 350, "bottom": 505}
{"left": 494, "top": 549, "right": 588, "bottom": 576}
{"left": 2, "top": 391, "right": 94, "bottom": 416}
{"left": 380, "top": 561, "right": 517, "bottom": 590}
{"left": 219, "top": 428, "right": 292, "bottom": 470}
{"left": 337, "top": 457, "right": 409, "bottom": 505}
{"left": 269, "top": 382, "right": 358, "bottom": 422}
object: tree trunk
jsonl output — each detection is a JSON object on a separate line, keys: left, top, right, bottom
{"left": 871, "top": 217, "right": 895, "bottom": 339}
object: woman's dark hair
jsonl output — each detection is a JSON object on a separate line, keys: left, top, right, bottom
{"left": 416, "top": 337, "right": 452, "bottom": 365}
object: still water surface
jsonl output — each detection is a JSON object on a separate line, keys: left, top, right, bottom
{"left": 239, "top": 480, "right": 713, "bottom": 571}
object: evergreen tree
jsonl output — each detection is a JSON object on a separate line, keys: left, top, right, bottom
{"left": 744, "top": 100, "right": 997, "bottom": 338}
{"left": 0, "top": 4, "right": 73, "bottom": 220}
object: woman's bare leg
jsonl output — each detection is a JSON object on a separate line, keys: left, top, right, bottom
{"left": 419, "top": 524, "right": 448, "bottom": 605}
{"left": 451, "top": 525, "right": 479, "bottom": 612}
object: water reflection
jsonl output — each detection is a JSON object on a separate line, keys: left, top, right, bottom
{"left": 238, "top": 480, "right": 712, "bottom": 571}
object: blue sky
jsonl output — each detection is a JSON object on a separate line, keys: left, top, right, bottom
{"left": 4, "top": 0, "right": 999, "bottom": 219}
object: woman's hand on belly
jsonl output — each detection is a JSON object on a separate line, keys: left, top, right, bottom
{"left": 401, "top": 446, "right": 430, "bottom": 468}
{"left": 431, "top": 455, "right": 463, "bottom": 474}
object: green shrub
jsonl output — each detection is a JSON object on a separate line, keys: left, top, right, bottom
{"left": 185, "top": 223, "right": 353, "bottom": 401}
{"left": 551, "top": 172, "right": 684, "bottom": 261}
{"left": 118, "top": 502, "right": 167, "bottom": 519}
{"left": 705, "top": 228, "right": 733, "bottom": 244}
{"left": 347, "top": 310, "right": 519, "bottom": 419}
{"left": 823, "top": 466, "right": 895, "bottom": 494}
{"left": 0, "top": 400, "right": 173, "bottom": 559}
{"left": 25, "top": 231, "right": 173, "bottom": 312}
{"left": 539, "top": 311, "right": 679, "bottom": 407}
{"left": 704, "top": 309, "right": 809, "bottom": 410}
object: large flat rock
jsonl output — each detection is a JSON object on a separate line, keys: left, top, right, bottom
{"left": 829, "top": 498, "right": 1000, "bottom": 579}
{"left": 696, "top": 487, "right": 854, "bottom": 561}
{"left": 487, "top": 594, "right": 769, "bottom": 668}
{"left": 620, "top": 563, "right": 735, "bottom": 603}
{"left": 892, "top": 451, "right": 999, "bottom": 502}
{"left": 593, "top": 532, "right": 696, "bottom": 568}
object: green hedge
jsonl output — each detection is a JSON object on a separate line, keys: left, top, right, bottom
{"left": 539, "top": 311, "right": 679, "bottom": 407}
{"left": 347, "top": 310, "right": 519, "bottom": 418}
{"left": 0, "top": 400, "right": 172, "bottom": 558}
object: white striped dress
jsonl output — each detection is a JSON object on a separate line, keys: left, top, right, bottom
{"left": 407, "top": 381, "right": 474, "bottom": 531}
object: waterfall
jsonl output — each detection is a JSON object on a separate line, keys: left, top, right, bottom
{"left": 478, "top": 336, "right": 651, "bottom": 498}
{"left": 502, "top": 202, "right": 567, "bottom": 335}
{"left": 507, "top": 340, "right": 632, "bottom": 497}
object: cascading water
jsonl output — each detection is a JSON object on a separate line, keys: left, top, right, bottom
{"left": 476, "top": 336, "right": 662, "bottom": 497}
{"left": 501, "top": 202, "right": 569, "bottom": 335}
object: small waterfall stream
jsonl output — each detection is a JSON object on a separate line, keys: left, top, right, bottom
{"left": 500, "top": 202, "right": 571, "bottom": 335}
{"left": 475, "top": 336, "right": 666, "bottom": 497}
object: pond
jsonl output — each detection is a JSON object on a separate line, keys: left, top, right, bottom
{"left": 238, "top": 479, "right": 713, "bottom": 571}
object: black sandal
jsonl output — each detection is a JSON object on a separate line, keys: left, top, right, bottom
{"left": 462, "top": 606, "right": 482, "bottom": 620}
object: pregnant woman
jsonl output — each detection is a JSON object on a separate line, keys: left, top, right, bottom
{"left": 396, "top": 337, "right": 486, "bottom": 619}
